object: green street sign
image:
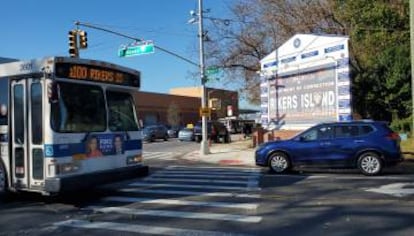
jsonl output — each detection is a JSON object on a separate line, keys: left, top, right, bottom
{"left": 119, "top": 43, "right": 155, "bottom": 57}
{"left": 206, "top": 66, "right": 219, "bottom": 75}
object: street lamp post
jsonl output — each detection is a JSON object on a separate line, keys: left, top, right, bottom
{"left": 198, "top": 0, "right": 209, "bottom": 155}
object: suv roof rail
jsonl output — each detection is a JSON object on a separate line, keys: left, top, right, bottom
{"left": 359, "top": 119, "right": 374, "bottom": 122}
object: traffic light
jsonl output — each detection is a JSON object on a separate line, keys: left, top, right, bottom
{"left": 68, "top": 30, "right": 78, "bottom": 58}
{"left": 79, "top": 30, "right": 88, "bottom": 49}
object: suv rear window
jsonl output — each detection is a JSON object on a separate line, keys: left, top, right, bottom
{"left": 334, "top": 125, "right": 359, "bottom": 138}
{"left": 334, "top": 124, "right": 375, "bottom": 138}
{"left": 360, "top": 125, "right": 374, "bottom": 135}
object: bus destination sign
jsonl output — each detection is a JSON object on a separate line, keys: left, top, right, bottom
{"left": 55, "top": 63, "right": 140, "bottom": 87}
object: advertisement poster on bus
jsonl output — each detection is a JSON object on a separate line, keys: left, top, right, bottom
{"left": 84, "top": 134, "right": 125, "bottom": 158}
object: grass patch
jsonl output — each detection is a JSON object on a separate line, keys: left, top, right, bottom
{"left": 400, "top": 138, "right": 414, "bottom": 160}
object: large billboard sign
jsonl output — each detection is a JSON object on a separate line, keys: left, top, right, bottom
{"left": 268, "top": 66, "right": 337, "bottom": 124}
{"left": 259, "top": 34, "right": 350, "bottom": 130}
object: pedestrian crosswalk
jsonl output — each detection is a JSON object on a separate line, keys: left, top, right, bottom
{"left": 53, "top": 165, "right": 263, "bottom": 235}
{"left": 143, "top": 151, "right": 177, "bottom": 160}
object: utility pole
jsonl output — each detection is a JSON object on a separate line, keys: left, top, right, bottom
{"left": 410, "top": 0, "right": 414, "bottom": 136}
{"left": 198, "top": 0, "right": 209, "bottom": 155}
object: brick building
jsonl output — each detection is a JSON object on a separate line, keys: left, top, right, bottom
{"left": 134, "top": 91, "right": 200, "bottom": 127}
{"left": 134, "top": 87, "right": 239, "bottom": 127}
{"left": 170, "top": 87, "right": 239, "bottom": 120}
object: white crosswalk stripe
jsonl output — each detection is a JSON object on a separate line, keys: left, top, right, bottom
{"left": 167, "top": 165, "right": 262, "bottom": 172}
{"left": 101, "top": 196, "right": 259, "bottom": 210}
{"left": 128, "top": 182, "right": 261, "bottom": 191}
{"left": 143, "top": 176, "right": 258, "bottom": 185}
{"left": 53, "top": 166, "right": 263, "bottom": 235}
{"left": 55, "top": 220, "right": 250, "bottom": 236}
{"left": 88, "top": 206, "right": 262, "bottom": 223}
{"left": 143, "top": 151, "right": 176, "bottom": 160}
{"left": 118, "top": 188, "right": 261, "bottom": 198}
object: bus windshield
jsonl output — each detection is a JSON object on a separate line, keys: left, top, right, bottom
{"left": 107, "top": 91, "right": 139, "bottom": 131}
{"left": 51, "top": 82, "right": 106, "bottom": 132}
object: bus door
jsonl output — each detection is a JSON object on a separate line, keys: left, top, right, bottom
{"left": 11, "top": 77, "right": 44, "bottom": 190}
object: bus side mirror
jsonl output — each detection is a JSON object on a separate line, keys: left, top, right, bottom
{"left": 48, "top": 81, "right": 59, "bottom": 103}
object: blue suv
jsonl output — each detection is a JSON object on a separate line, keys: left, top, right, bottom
{"left": 255, "top": 121, "right": 403, "bottom": 175}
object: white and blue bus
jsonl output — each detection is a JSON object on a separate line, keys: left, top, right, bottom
{"left": 0, "top": 56, "right": 147, "bottom": 195}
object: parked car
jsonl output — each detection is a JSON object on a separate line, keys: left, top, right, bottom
{"left": 193, "top": 120, "right": 230, "bottom": 143}
{"left": 143, "top": 125, "right": 169, "bottom": 142}
{"left": 178, "top": 128, "right": 195, "bottom": 141}
{"left": 167, "top": 126, "right": 182, "bottom": 138}
{"left": 255, "top": 121, "right": 403, "bottom": 176}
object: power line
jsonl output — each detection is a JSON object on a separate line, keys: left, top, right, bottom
{"left": 84, "top": 22, "right": 195, "bottom": 38}
{"left": 75, "top": 21, "right": 199, "bottom": 67}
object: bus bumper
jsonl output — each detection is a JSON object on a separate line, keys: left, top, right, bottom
{"left": 44, "top": 165, "right": 149, "bottom": 193}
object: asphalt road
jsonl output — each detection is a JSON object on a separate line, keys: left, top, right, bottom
{"left": 142, "top": 138, "right": 199, "bottom": 165}
{"left": 143, "top": 138, "right": 198, "bottom": 154}
{"left": 1, "top": 143, "right": 414, "bottom": 235}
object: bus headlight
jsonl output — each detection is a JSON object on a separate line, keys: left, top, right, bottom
{"left": 127, "top": 155, "right": 142, "bottom": 165}
{"left": 60, "top": 162, "right": 80, "bottom": 173}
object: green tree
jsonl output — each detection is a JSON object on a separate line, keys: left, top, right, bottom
{"left": 334, "top": 0, "right": 411, "bottom": 120}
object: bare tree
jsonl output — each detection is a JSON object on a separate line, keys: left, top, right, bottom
{"left": 205, "top": 0, "right": 345, "bottom": 104}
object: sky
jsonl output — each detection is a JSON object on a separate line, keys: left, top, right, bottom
{"left": 0, "top": 0, "right": 260, "bottom": 108}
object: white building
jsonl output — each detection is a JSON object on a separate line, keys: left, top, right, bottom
{"left": 259, "top": 33, "right": 351, "bottom": 130}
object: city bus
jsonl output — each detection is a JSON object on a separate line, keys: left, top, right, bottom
{"left": 0, "top": 56, "right": 148, "bottom": 196}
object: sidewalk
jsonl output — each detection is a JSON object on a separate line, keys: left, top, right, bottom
{"left": 180, "top": 138, "right": 256, "bottom": 167}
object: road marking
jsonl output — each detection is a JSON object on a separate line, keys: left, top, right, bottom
{"left": 144, "top": 177, "right": 257, "bottom": 185}
{"left": 143, "top": 152, "right": 174, "bottom": 160}
{"left": 128, "top": 182, "right": 261, "bottom": 191}
{"left": 54, "top": 220, "right": 250, "bottom": 236}
{"left": 150, "top": 173, "right": 260, "bottom": 179}
{"left": 167, "top": 165, "right": 262, "bottom": 173}
{"left": 101, "top": 196, "right": 258, "bottom": 210}
{"left": 365, "top": 182, "right": 414, "bottom": 197}
{"left": 157, "top": 170, "right": 262, "bottom": 176}
{"left": 88, "top": 206, "right": 263, "bottom": 223}
{"left": 247, "top": 179, "right": 259, "bottom": 188}
{"left": 118, "top": 188, "right": 261, "bottom": 198}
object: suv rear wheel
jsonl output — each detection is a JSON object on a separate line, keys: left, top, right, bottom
{"left": 358, "top": 152, "right": 383, "bottom": 176}
{"left": 268, "top": 152, "right": 291, "bottom": 173}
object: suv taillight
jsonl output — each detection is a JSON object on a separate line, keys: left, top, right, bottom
{"left": 386, "top": 132, "right": 400, "bottom": 141}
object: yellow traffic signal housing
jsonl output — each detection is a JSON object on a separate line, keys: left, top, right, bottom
{"left": 68, "top": 30, "right": 78, "bottom": 58}
{"left": 79, "top": 30, "right": 88, "bottom": 49}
